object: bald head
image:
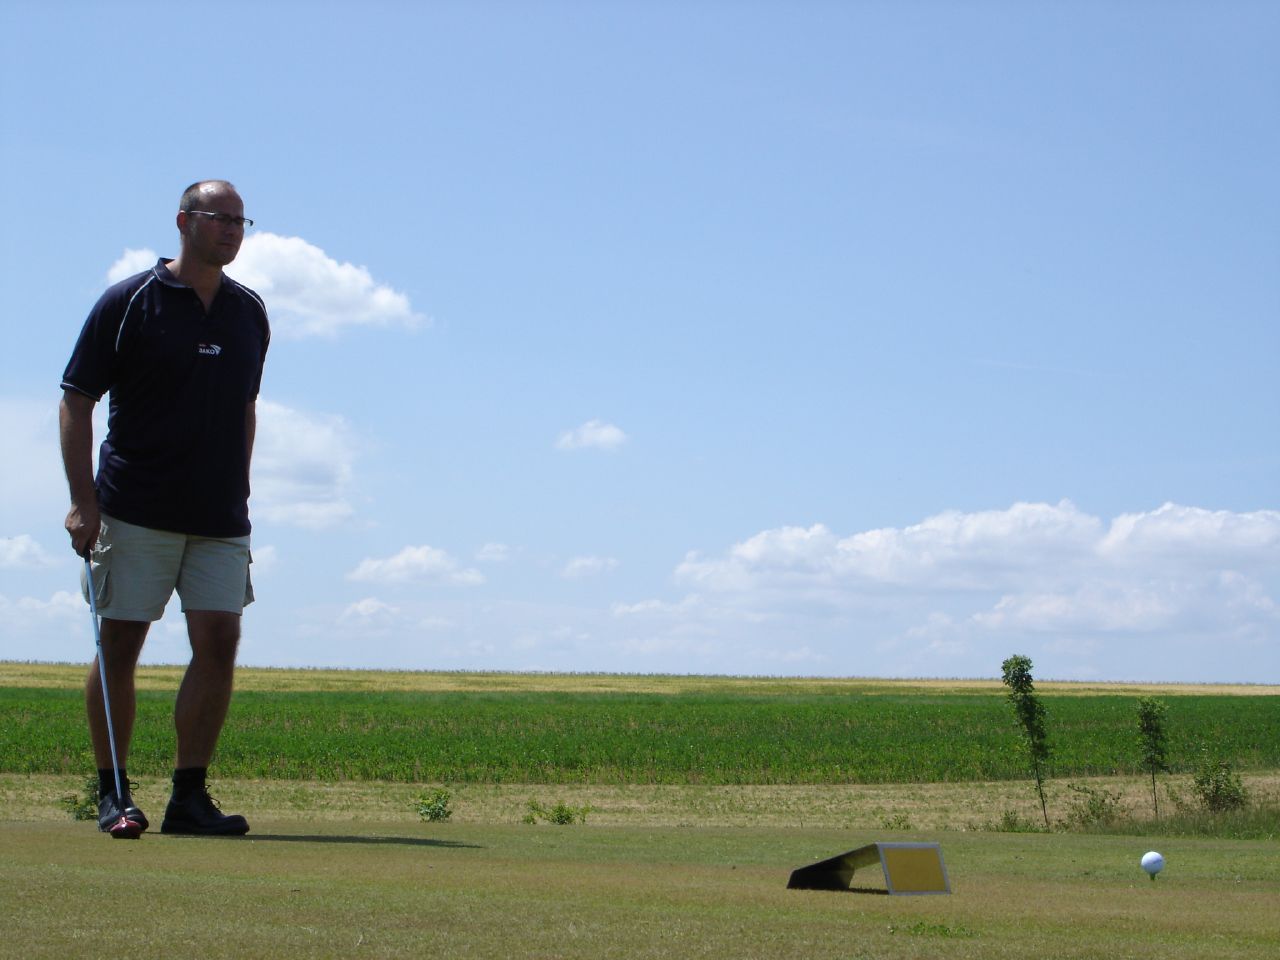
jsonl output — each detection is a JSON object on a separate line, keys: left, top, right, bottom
{"left": 179, "top": 180, "right": 240, "bottom": 213}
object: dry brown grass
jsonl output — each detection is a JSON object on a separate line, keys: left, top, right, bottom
{"left": 8, "top": 771, "right": 1278, "bottom": 831}
{"left": 3, "top": 661, "right": 1275, "bottom": 696}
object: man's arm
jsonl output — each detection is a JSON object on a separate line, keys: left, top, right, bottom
{"left": 246, "top": 400, "right": 257, "bottom": 464}
{"left": 60, "top": 389, "right": 100, "bottom": 558}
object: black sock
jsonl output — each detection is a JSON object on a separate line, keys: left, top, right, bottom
{"left": 172, "top": 766, "right": 208, "bottom": 799}
{"left": 98, "top": 768, "right": 126, "bottom": 799}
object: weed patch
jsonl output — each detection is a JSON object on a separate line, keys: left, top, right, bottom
{"left": 1061, "top": 782, "right": 1126, "bottom": 829}
{"left": 523, "top": 799, "right": 593, "bottom": 825}
{"left": 415, "top": 787, "right": 453, "bottom": 822}
{"left": 58, "top": 775, "right": 97, "bottom": 822}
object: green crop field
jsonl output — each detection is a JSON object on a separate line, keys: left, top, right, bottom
{"left": 2, "top": 663, "right": 1277, "bottom": 784}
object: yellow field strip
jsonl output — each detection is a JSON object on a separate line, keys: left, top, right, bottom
{"left": 2, "top": 661, "right": 1275, "bottom": 696}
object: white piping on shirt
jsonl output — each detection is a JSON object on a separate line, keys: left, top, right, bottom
{"left": 227, "top": 278, "right": 268, "bottom": 319}
{"left": 116, "top": 273, "right": 159, "bottom": 353}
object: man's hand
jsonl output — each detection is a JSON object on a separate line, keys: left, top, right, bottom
{"left": 65, "top": 500, "right": 101, "bottom": 559}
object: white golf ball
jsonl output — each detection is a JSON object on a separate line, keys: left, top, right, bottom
{"left": 1141, "top": 851, "right": 1165, "bottom": 877}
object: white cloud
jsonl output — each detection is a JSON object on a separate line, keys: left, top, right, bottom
{"left": 107, "top": 248, "right": 157, "bottom": 284}
{"left": 339, "top": 597, "right": 400, "bottom": 624}
{"left": 249, "top": 544, "right": 278, "bottom": 572}
{"left": 1100, "top": 503, "right": 1280, "bottom": 563}
{"left": 677, "top": 501, "right": 1280, "bottom": 599}
{"left": 663, "top": 501, "right": 1280, "bottom": 679}
{"left": 0, "top": 534, "right": 57, "bottom": 569}
{"left": 612, "top": 598, "right": 682, "bottom": 617}
{"left": 562, "top": 555, "right": 619, "bottom": 579}
{"left": 0, "top": 590, "right": 82, "bottom": 624}
{"left": 973, "top": 582, "right": 1184, "bottom": 633}
{"left": 348, "top": 545, "right": 484, "bottom": 586}
{"left": 0, "top": 589, "right": 195, "bottom": 665}
{"left": 229, "top": 233, "right": 425, "bottom": 339}
{"left": 104, "top": 236, "right": 425, "bottom": 339}
{"left": 974, "top": 568, "right": 1278, "bottom": 638}
{"left": 556, "top": 419, "right": 628, "bottom": 452}
{"left": 476, "top": 543, "right": 511, "bottom": 564}
{"left": 250, "top": 399, "right": 357, "bottom": 529}
{"left": 677, "top": 500, "right": 1104, "bottom": 594}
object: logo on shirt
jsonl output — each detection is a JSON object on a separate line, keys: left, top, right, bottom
{"left": 197, "top": 343, "right": 223, "bottom": 357}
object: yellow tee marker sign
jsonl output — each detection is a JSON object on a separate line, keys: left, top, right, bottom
{"left": 787, "top": 842, "right": 950, "bottom": 895}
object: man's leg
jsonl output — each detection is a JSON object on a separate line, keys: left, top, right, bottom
{"left": 86, "top": 618, "right": 151, "bottom": 831}
{"left": 161, "top": 610, "right": 249, "bottom": 835}
{"left": 85, "top": 619, "right": 148, "bottom": 770}
{"left": 174, "top": 610, "right": 240, "bottom": 767}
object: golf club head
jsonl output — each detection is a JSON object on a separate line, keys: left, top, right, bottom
{"left": 108, "top": 816, "right": 142, "bottom": 840}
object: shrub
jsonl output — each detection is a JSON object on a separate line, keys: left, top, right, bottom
{"left": 415, "top": 787, "right": 453, "bottom": 822}
{"left": 1191, "top": 750, "right": 1248, "bottom": 813}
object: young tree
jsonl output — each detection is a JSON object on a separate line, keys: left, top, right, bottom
{"left": 1136, "top": 697, "right": 1170, "bottom": 818}
{"left": 1001, "top": 654, "right": 1051, "bottom": 827}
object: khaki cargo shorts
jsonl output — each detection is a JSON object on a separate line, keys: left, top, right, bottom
{"left": 81, "top": 513, "right": 255, "bottom": 622}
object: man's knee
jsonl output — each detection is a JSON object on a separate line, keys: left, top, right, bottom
{"left": 186, "top": 611, "right": 241, "bottom": 662}
{"left": 99, "top": 619, "right": 148, "bottom": 667}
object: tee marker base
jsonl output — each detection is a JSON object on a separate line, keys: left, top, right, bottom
{"left": 787, "top": 842, "right": 950, "bottom": 895}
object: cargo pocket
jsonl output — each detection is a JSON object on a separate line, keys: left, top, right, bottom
{"left": 243, "top": 550, "right": 256, "bottom": 607}
{"left": 81, "top": 546, "right": 112, "bottom": 609}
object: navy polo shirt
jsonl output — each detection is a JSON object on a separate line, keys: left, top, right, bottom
{"left": 62, "top": 260, "right": 270, "bottom": 538}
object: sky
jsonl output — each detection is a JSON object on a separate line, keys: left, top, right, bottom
{"left": 1, "top": 0, "right": 1277, "bottom": 683}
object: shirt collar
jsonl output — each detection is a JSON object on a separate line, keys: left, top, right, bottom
{"left": 153, "top": 258, "right": 230, "bottom": 290}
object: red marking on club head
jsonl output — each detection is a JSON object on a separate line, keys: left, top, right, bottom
{"left": 109, "top": 817, "right": 142, "bottom": 840}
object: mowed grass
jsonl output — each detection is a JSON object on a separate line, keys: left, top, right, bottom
{"left": 3, "top": 819, "right": 1278, "bottom": 960}
{"left": 3, "top": 663, "right": 1278, "bottom": 784}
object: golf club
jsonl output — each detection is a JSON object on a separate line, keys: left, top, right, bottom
{"left": 85, "top": 557, "right": 141, "bottom": 840}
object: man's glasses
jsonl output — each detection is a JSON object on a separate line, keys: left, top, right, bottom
{"left": 186, "top": 210, "right": 255, "bottom": 228}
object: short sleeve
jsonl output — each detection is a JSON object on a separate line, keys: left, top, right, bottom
{"left": 61, "top": 288, "right": 125, "bottom": 400}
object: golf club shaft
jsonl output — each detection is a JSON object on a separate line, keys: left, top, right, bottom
{"left": 85, "top": 558, "right": 125, "bottom": 802}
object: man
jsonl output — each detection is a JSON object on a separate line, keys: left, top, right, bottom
{"left": 60, "top": 180, "right": 269, "bottom": 836}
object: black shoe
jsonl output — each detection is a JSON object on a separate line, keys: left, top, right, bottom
{"left": 98, "top": 785, "right": 149, "bottom": 834}
{"left": 160, "top": 787, "right": 249, "bottom": 836}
